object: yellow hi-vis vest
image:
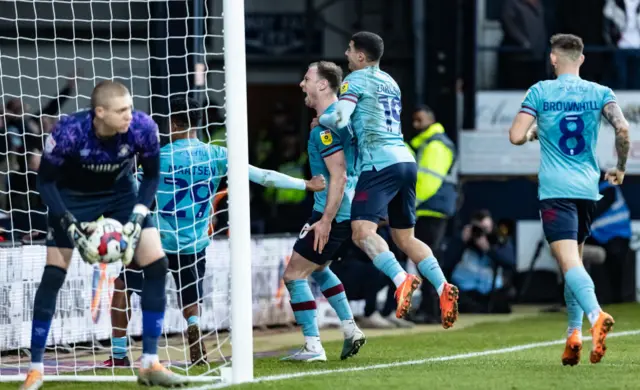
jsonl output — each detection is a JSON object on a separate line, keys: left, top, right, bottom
{"left": 408, "top": 123, "right": 458, "bottom": 218}
{"left": 263, "top": 155, "right": 307, "bottom": 204}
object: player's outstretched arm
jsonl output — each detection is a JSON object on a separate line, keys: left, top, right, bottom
{"left": 603, "top": 102, "right": 630, "bottom": 172}
{"left": 508, "top": 112, "right": 537, "bottom": 145}
{"left": 319, "top": 99, "right": 356, "bottom": 130}
{"left": 248, "top": 165, "right": 326, "bottom": 192}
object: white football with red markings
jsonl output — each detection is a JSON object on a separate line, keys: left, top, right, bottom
{"left": 90, "top": 218, "right": 126, "bottom": 264}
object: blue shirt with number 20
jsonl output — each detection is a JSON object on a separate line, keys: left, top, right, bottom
{"left": 520, "top": 74, "right": 616, "bottom": 201}
{"left": 154, "top": 138, "right": 228, "bottom": 254}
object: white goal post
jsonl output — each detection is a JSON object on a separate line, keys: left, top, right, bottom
{"left": 223, "top": 0, "right": 253, "bottom": 383}
{"left": 0, "top": 0, "right": 253, "bottom": 385}
{"left": 223, "top": 0, "right": 254, "bottom": 384}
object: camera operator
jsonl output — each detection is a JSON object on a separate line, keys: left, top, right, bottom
{"left": 450, "top": 210, "right": 516, "bottom": 314}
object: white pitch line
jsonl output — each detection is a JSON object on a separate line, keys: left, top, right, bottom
{"left": 190, "top": 329, "right": 640, "bottom": 389}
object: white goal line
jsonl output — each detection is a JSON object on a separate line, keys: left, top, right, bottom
{"left": 194, "top": 329, "right": 640, "bottom": 389}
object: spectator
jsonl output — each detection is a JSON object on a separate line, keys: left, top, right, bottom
{"left": 585, "top": 171, "right": 632, "bottom": 303}
{"left": 603, "top": 0, "right": 640, "bottom": 89}
{"left": 450, "top": 210, "right": 516, "bottom": 314}
{"left": 8, "top": 149, "right": 47, "bottom": 242}
{"left": 4, "top": 74, "right": 76, "bottom": 172}
{"left": 262, "top": 132, "right": 309, "bottom": 233}
{"left": 499, "top": 0, "right": 548, "bottom": 89}
{"left": 405, "top": 105, "right": 458, "bottom": 325}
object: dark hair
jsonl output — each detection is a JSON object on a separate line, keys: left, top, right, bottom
{"left": 471, "top": 209, "right": 492, "bottom": 222}
{"left": 311, "top": 61, "right": 343, "bottom": 93}
{"left": 351, "top": 31, "right": 384, "bottom": 62}
{"left": 414, "top": 104, "right": 433, "bottom": 115}
{"left": 170, "top": 95, "right": 202, "bottom": 130}
{"left": 550, "top": 34, "right": 584, "bottom": 60}
{"left": 91, "top": 80, "right": 129, "bottom": 109}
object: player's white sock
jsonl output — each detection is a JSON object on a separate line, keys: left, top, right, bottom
{"left": 304, "top": 336, "right": 323, "bottom": 352}
{"left": 29, "top": 362, "right": 44, "bottom": 373}
{"left": 587, "top": 309, "right": 601, "bottom": 326}
{"left": 567, "top": 328, "right": 582, "bottom": 338}
{"left": 341, "top": 319, "right": 357, "bottom": 338}
{"left": 436, "top": 282, "right": 445, "bottom": 296}
{"left": 141, "top": 353, "right": 159, "bottom": 369}
{"left": 567, "top": 327, "right": 582, "bottom": 339}
{"left": 392, "top": 272, "right": 407, "bottom": 288}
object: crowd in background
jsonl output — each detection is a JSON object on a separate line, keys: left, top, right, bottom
{"left": 0, "top": 0, "right": 637, "bottom": 329}
{"left": 498, "top": 0, "right": 640, "bottom": 90}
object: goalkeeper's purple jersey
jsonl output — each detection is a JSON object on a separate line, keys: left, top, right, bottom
{"left": 42, "top": 109, "right": 159, "bottom": 193}
{"left": 339, "top": 66, "right": 414, "bottom": 171}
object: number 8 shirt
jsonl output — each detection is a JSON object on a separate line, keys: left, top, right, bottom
{"left": 520, "top": 73, "right": 617, "bottom": 201}
{"left": 338, "top": 65, "right": 415, "bottom": 172}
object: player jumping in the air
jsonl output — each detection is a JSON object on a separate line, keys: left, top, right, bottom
{"left": 319, "top": 32, "right": 459, "bottom": 327}
{"left": 21, "top": 81, "right": 188, "bottom": 390}
{"left": 279, "top": 61, "right": 366, "bottom": 362}
{"left": 104, "top": 96, "right": 326, "bottom": 367}
{"left": 508, "top": 34, "right": 630, "bottom": 365}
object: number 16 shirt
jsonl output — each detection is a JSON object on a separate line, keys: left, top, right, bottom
{"left": 520, "top": 73, "right": 616, "bottom": 201}
{"left": 338, "top": 65, "right": 415, "bottom": 172}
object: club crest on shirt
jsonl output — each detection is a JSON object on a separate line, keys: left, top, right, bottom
{"left": 44, "top": 135, "right": 56, "bottom": 154}
{"left": 320, "top": 130, "right": 333, "bottom": 146}
{"left": 118, "top": 144, "right": 130, "bottom": 157}
{"left": 340, "top": 81, "right": 349, "bottom": 96}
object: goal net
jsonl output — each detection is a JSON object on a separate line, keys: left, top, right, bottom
{"left": 0, "top": 0, "right": 253, "bottom": 385}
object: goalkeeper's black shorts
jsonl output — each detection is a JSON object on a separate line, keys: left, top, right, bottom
{"left": 45, "top": 189, "right": 155, "bottom": 249}
{"left": 117, "top": 249, "right": 207, "bottom": 309}
{"left": 293, "top": 211, "right": 352, "bottom": 265}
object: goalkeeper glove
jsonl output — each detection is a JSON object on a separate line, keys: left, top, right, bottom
{"left": 61, "top": 212, "right": 100, "bottom": 264}
{"left": 121, "top": 204, "right": 148, "bottom": 266}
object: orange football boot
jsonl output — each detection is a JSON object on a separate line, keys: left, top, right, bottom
{"left": 394, "top": 274, "right": 421, "bottom": 319}
{"left": 19, "top": 369, "right": 43, "bottom": 390}
{"left": 590, "top": 311, "right": 615, "bottom": 364}
{"left": 561, "top": 329, "right": 582, "bottom": 366}
{"left": 440, "top": 283, "right": 459, "bottom": 329}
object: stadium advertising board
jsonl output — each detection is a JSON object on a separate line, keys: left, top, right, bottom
{"left": 461, "top": 91, "right": 640, "bottom": 175}
{"left": 0, "top": 236, "right": 340, "bottom": 351}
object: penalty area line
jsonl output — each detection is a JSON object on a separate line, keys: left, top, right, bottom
{"left": 193, "top": 329, "right": 640, "bottom": 389}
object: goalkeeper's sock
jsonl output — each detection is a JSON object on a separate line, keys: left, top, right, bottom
{"left": 372, "top": 251, "right": 406, "bottom": 288}
{"left": 141, "top": 257, "right": 168, "bottom": 358}
{"left": 564, "top": 266, "right": 601, "bottom": 326}
{"left": 187, "top": 316, "right": 199, "bottom": 327}
{"left": 417, "top": 256, "right": 447, "bottom": 296}
{"left": 111, "top": 336, "right": 128, "bottom": 359}
{"left": 286, "top": 279, "right": 320, "bottom": 341}
{"left": 31, "top": 265, "right": 66, "bottom": 367}
{"left": 311, "top": 267, "right": 353, "bottom": 322}
{"left": 564, "top": 283, "right": 583, "bottom": 336}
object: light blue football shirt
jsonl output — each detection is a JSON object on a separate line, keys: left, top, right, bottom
{"left": 521, "top": 74, "right": 616, "bottom": 201}
{"left": 308, "top": 103, "right": 359, "bottom": 222}
{"left": 339, "top": 66, "right": 415, "bottom": 172}
{"left": 155, "top": 138, "right": 228, "bottom": 254}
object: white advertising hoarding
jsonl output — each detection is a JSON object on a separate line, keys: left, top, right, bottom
{"left": 461, "top": 91, "right": 640, "bottom": 175}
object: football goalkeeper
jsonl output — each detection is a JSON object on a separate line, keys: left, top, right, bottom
{"left": 104, "top": 95, "right": 325, "bottom": 367}
{"left": 22, "top": 81, "right": 188, "bottom": 390}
